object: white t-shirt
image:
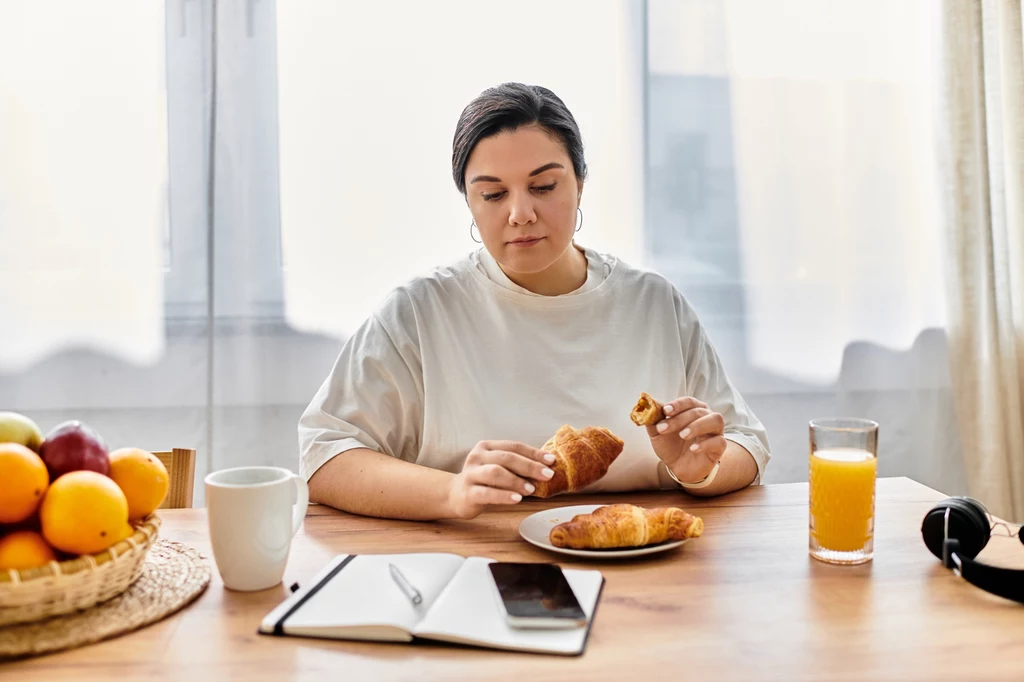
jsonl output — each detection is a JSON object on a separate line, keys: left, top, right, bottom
{"left": 299, "top": 245, "right": 771, "bottom": 491}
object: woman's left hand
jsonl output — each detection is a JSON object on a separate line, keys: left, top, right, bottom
{"left": 645, "top": 397, "right": 726, "bottom": 484}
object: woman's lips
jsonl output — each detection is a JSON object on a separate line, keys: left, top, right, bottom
{"left": 508, "top": 236, "right": 545, "bottom": 248}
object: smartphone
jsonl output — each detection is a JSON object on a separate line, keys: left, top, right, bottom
{"left": 488, "top": 562, "right": 587, "bottom": 629}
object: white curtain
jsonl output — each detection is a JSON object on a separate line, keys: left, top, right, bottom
{"left": 940, "top": 0, "right": 1024, "bottom": 522}
{"left": 648, "top": 0, "right": 966, "bottom": 495}
{"left": 0, "top": 1, "right": 167, "bottom": 372}
{"left": 650, "top": 0, "right": 946, "bottom": 385}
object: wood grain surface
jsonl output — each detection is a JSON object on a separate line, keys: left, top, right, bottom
{"left": 4, "top": 477, "right": 1023, "bottom": 682}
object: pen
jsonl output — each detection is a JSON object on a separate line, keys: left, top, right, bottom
{"left": 388, "top": 563, "right": 423, "bottom": 605}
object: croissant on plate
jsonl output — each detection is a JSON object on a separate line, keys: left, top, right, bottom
{"left": 530, "top": 425, "right": 624, "bottom": 498}
{"left": 629, "top": 392, "right": 665, "bottom": 427}
{"left": 549, "top": 503, "right": 704, "bottom": 549}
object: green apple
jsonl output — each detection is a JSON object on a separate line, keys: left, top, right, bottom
{"left": 0, "top": 412, "right": 44, "bottom": 452}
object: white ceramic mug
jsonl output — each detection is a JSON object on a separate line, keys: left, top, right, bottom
{"left": 205, "top": 466, "right": 309, "bottom": 591}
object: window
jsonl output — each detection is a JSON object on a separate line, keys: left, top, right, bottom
{"left": 0, "top": 0, "right": 968, "bottom": 501}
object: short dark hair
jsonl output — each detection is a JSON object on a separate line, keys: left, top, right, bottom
{"left": 451, "top": 82, "right": 588, "bottom": 195}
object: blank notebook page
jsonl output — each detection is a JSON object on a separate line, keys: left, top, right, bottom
{"left": 279, "top": 553, "right": 465, "bottom": 637}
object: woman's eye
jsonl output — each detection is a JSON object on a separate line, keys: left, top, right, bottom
{"left": 482, "top": 184, "right": 554, "bottom": 201}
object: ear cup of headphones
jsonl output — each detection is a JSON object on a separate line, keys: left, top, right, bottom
{"left": 921, "top": 496, "right": 991, "bottom": 560}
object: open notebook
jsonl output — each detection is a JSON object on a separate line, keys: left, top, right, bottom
{"left": 259, "top": 553, "right": 605, "bottom": 656}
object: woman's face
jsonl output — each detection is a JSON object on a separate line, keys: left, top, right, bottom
{"left": 464, "top": 125, "right": 583, "bottom": 275}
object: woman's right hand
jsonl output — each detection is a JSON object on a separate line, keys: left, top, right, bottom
{"left": 447, "top": 440, "right": 557, "bottom": 520}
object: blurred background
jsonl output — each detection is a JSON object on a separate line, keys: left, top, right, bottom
{"left": 0, "top": 0, "right": 970, "bottom": 505}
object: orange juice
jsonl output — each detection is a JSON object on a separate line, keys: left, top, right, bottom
{"left": 809, "top": 448, "right": 876, "bottom": 553}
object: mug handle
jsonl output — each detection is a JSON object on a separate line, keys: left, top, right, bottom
{"left": 290, "top": 473, "right": 310, "bottom": 537}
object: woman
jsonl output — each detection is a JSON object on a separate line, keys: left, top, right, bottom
{"left": 299, "top": 82, "right": 770, "bottom": 521}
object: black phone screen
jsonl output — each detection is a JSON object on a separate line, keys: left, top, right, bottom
{"left": 488, "top": 562, "right": 586, "bottom": 620}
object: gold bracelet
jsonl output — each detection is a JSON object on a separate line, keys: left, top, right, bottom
{"left": 667, "top": 460, "right": 721, "bottom": 490}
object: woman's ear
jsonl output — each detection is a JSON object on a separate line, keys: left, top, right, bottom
{"left": 576, "top": 179, "right": 584, "bottom": 205}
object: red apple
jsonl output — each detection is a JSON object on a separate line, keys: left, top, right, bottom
{"left": 39, "top": 421, "right": 110, "bottom": 480}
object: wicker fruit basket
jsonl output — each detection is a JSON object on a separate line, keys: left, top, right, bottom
{"left": 0, "top": 514, "right": 161, "bottom": 627}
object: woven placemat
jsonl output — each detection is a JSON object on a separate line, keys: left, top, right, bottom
{"left": 0, "top": 539, "right": 211, "bottom": 660}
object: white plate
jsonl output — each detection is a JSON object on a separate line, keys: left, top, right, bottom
{"left": 518, "top": 504, "right": 690, "bottom": 559}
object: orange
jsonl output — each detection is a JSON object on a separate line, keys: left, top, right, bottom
{"left": 39, "top": 470, "right": 129, "bottom": 556}
{"left": 0, "top": 443, "right": 49, "bottom": 524}
{"left": 0, "top": 530, "right": 57, "bottom": 570}
{"left": 108, "top": 448, "right": 169, "bottom": 520}
{"left": 111, "top": 521, "right": 136, "bottom": 545}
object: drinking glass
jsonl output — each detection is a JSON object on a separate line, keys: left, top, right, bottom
{"left": 809, "top": 418, "right": 878, "bottom": 565}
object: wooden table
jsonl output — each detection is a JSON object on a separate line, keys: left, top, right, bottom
{"left": 4, "top": 477, "right": 1024, "bottom": 681}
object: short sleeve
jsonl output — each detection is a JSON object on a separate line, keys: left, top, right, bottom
{"left": 297, "top": 308, "right": 424, "bottom": 482}
{"left": 676, "top": 294, "right": 772, "bottom": 484}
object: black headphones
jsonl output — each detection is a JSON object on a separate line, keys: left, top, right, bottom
{"left": 921, "top": 496, "right": 1024, "bottom": 604}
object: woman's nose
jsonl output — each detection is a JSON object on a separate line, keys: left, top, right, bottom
{"left": 507, "top": 192, "right": 537, "bottom": 226}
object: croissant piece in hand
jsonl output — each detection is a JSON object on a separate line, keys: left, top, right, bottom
{"left": 549, "top": 503, "right": 704, "bottom": 549}
{"left": 629, "top": 392, "right": 665, "bottom": 426}
{"left": 531, "top": 425, "right": 624, "bottom": 498}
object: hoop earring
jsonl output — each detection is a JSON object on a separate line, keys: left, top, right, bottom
{"left": 469, "top": 220, "right": 481, "bottom": 244}
{"left": 575, "top": 207, "right": 584, "bottom": 233}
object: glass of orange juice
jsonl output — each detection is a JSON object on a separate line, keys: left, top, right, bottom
{"left": 809, "top": 418, "right": 878, "bottom": 565}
